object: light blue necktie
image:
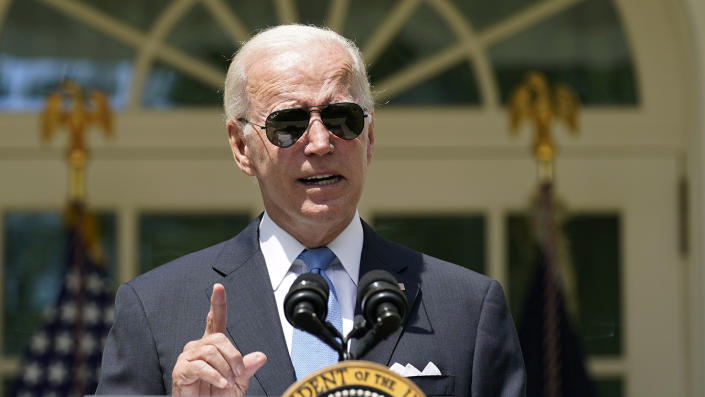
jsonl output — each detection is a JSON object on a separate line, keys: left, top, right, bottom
{"left": 290, "top": 247, "right": 343, "bottom": 379}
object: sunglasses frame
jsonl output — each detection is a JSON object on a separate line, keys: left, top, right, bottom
{"left": 238, "top": 102, "right": 369, "bottom": 148}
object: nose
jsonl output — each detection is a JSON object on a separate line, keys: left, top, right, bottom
{"left": 303, "top": 112, "right": 334, "bottom": 156}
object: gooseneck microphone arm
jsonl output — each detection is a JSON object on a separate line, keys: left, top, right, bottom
{"left": 284, "top": 270, "right": 408, "bottom": 362}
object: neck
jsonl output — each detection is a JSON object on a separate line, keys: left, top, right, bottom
{"left": 267, "top": 211, "right": 355, "bottom": 248}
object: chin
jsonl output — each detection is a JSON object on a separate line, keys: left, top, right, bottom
{"left": 299, "top": 202, "right": 354, "bottom": 224}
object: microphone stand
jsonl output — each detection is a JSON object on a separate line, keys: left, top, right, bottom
{"left": 316, "top": 317, "right": 379, "bottom": 362}
{"left": 321, "top": 316, "right": 368, "bottom": 361}
{"left": 337, "top": 315, "right": 384, "bottom": 361}
{"left": 323, "top": 312, "right": 405, "bottom": 362}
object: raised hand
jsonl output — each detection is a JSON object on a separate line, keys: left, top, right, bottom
{"left": 172, "top": 283, "right": 267, "bottom": 396}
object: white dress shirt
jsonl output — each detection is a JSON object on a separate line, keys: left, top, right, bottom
{"left": 259, "top": 211, "right": 362, "bottom": 353}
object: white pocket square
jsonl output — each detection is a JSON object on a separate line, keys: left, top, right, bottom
{"left": 389, "top": 361, "right": 442, "bottom": 377}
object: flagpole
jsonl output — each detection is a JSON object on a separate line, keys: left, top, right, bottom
{"left": 509, "top": 71, "right": 583, "bottom": 397}
{"left": 32, "top": 80, "right": 112, "bottom": 397}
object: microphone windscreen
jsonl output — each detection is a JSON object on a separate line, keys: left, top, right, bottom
{"left": 284, "top": 272, "right": 329, "bottom": 328}
{"left": 283, "top": 272, "right": 344, "bottom": 354}
{"left": 355, "top": 269, "right": 408, "bottom": 349}
{"left": 357, "top": 270, "right": 398, "bottom": 300}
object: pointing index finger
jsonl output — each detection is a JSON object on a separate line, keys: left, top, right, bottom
{"left": 205, "top": 283, "right": 227, "bottom": 336}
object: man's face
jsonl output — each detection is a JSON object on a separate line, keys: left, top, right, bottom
{"left": 227, "top": 43, "right": 374, "bottom": 247}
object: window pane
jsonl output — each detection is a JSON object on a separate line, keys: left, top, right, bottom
{"left": 224, "top": 0, "right": 279, "bottom": 32}
{"left": 489, "top": 0, "right": 637, "bottom": 105}
{"left": 74, "top": 0, "right": 168, "bottom": 32}
{"left": 165, "top": 3, "right": 239, "bottom": 71}
{"left": 596, "top": 377, "right": 623, "bottom": 397}
{"left": 448, "top": 0, "right": 541, "bottom": 32}
{"left": 295, "top": 0, "right": 328, "bottom": 26}
{"left": 386, "top": 60, "right": 480, "bottom": 105}
{"left": 141, "top": 61, "right": 222, "bottom": 107}
{"left": 507, "top": 212, "right": 621, "bottom": 356}
{"left": 0, "top": 2, "right": 134, "bottom": 111}
{"left": 2, "top": 211, "right": 116, "bottom": 355}
{"left": 564, "top": 214, "right": 621, "bottom": 355}
{"left": 2, "top": 377, "right": 12, "bottom": 397}
{"left": 138, "top": 213, "right": 250, "bottom": 274}
{"left": 364, "top": 1, "right": 481, "bottom": 105}
{"left": 343, "top": 0, "right": 399, "bottom": 49}
{"left": 373, "top": 214, "right": 485, "bottom": 274}
{"left": 368, "top": 3, "right": 458, "bottom": 83}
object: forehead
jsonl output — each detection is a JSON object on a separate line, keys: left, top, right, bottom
{"left": 245, "top": 43, "right": 355, "bottom": 112}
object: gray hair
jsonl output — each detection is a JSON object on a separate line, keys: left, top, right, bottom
{"left": 223, "top": 24, "right": 374, "bottom": 123}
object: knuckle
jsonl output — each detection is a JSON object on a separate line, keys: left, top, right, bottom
{"left": 225, "top": 348, "right": 242, "bottom": 361}
{"left": 176, "top": 352, "right": 187, "bottom": 364}
{"left": 207, "top": 333, "right": 227, "bottom": 346}
{"left": 173, "top": 362, "right": 196, "bottom": 384}
{"left": 202, "top": 344, "right": 218, "bottom": 357}
{"left": 195, "top": 359, "right": 210, "bottom": 372}
{"left": 173, "top": 369, "right": 189, "bottom": 384}
{"left": 184, "top": 340, "right": 199, "bottom": 351}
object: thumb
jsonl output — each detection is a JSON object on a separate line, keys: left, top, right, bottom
{"left": 241, "top": 352, "right": 267, "bottom": 378}
{"left": 204, "top": 283, "right": 227, "bottom": 336}
{"left": 232, "top": 352, "right": 267, "bottom": 388}
{"left": 228, "top": 352, "right": 267, "bottom": 396}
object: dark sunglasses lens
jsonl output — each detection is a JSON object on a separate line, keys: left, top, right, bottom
{"left": 321, "top": 103, "right": 365, "bottom": 140}
{"left": 265, "top": 108, "right": 310, "bottom": 147}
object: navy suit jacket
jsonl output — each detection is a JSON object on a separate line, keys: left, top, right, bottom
{"left": 97, "top": 218, "right": 525, "bottom": 396}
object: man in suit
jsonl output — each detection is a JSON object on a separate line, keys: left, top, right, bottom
{"left": 96, "top": 24, "right": 525, "bottom": 397}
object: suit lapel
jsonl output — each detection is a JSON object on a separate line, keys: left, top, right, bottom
{"left": 209, "top": 218, "right": 296, "bottom": 395}
{"left": 353, "top": 221, "right": 423, "bottom": 366}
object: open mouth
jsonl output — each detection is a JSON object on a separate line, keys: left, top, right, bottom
{"left": 298, "top": 174, "right": 342, "bottom": 186}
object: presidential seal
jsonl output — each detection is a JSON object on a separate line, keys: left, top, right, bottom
{"left": 282, "top": 361, "right": 426, "bottom": 397}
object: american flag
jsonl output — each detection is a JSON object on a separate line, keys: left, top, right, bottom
{"left": 517, "top": 183, "right": 598, "bottom": 397}
{"left": 11, "top": 204, "right": 114, "bottom": 397}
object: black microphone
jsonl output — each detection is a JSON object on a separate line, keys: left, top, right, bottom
{"left": 284, "top": 273, "right": 343, "bottom": 354}
{"left": 349, "top": 270, "right": 407, "bottom": 359}
{"left": 358, "top": 270, "right": 408, "bottom": 338}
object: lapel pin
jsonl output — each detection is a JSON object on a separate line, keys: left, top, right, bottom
{"left": 398, "top": 282, "right": 405, "bottom": 291}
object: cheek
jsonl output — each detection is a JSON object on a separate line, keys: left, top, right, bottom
{"left": 247, "top": 136, "right": 277, "bottom": 172}
{"left": 259, "top": 150, "right": 295, "bottom": 184}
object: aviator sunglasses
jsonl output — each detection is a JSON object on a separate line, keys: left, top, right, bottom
{"left": 238, "top": 102, "right": 369, "bottom": 148}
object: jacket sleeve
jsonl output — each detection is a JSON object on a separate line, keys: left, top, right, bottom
{"left": 95, "top": 283, "right": 167, "bottom": 395}
{"left": 471, "top": 280, "right": 526, "bottom": 397}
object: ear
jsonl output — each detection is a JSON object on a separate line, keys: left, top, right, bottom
{"left": 365, "top": 111, "right": 375, "bottom": 166}
{"left": 227, "top": 119, "right": 257, "bottom": 176}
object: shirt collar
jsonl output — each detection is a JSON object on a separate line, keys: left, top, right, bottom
{"left": 259, "top": 211, "right": 363, "bottom": 291}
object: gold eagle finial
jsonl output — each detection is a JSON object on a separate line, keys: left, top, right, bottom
{"left": 40, "top": 80, "right": 113, "bottom": 201}
{"left": 509, "top": 71, "right": 580, "bottom": 182}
